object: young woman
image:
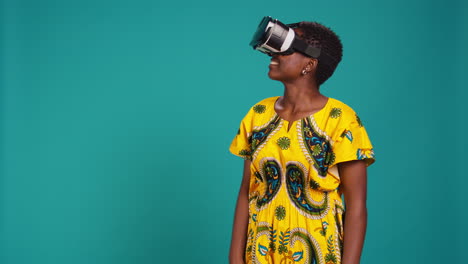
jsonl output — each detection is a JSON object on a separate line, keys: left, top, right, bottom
{"left": 229, "top": 21, "right": 375, "bottom": 264}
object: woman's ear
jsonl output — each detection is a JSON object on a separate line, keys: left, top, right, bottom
{"left": 302, "top": 58, "right": 318, "bottom": 75}
{"left": 307, "top": 58, "right": 318, "bottom": 71}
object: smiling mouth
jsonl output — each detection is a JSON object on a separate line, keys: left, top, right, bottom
{"left": 270, "top": 61, "right": 279, "bottom": 65}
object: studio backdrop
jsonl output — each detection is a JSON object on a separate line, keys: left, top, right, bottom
{"left": 1, "top": 0, "right": 466, "bottom": 263}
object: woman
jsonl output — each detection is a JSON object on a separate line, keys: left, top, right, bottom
{"left": 228, "top": 20, "right": 375, "bottom": 264}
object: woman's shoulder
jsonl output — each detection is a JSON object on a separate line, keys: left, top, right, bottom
{"left": 246, "top": 96, "right": 280, "bottom": 115}
{"left": 252, "top": 96, "right": 280, "bottom": 107}
{"left": 326, "top": 97, "right": 360, "bottom": 120}
{"left": 327, "top": 97, "right": 356, "bottom": 112}
{"left": 237, "top": 96, "right": 280, "bottom": 125}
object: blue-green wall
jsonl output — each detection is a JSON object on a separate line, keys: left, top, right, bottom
{"left": 455, "top": 0, "right": 467, "bottom": 260}
{"left": 1, "top": 0, "right": 466, "bottom": 263}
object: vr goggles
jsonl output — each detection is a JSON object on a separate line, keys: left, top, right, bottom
{"left": 250, "top": 16, "right": 335, "bottom": 68}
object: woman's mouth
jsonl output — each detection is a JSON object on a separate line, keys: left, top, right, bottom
{"left": 270, "top": 61, "right": 279, "bottom": 65}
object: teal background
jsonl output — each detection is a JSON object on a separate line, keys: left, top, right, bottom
{"left": 1, "top": 0, "right": 466, "bottom": 263}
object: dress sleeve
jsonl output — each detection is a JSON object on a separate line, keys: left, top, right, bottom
{"left": 229, "top": 108, "right": 254, "bottom": 160}
{"left": 331, "top": 114, "right": 375, "bottom": 167}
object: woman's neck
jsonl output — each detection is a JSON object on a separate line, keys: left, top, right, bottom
{"left": 280, "top": 82, "right": 325, "bottom": 113}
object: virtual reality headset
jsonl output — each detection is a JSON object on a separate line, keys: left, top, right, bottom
{"left": 250, "top": 16, "right": 335, "bottom": 67}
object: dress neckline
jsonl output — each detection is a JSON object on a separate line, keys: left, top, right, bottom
{"left": 273, "top": 96, "right": 331, "bottom": 132}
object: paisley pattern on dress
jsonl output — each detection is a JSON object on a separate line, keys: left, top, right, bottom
{"left": 229, "top": 96, "right": 375, "bottom": 264}
{"left": 252, "top": 158, "right": 282, "bottom": 210}
{"left": 299, "top": 117, "right": 335, "bottom": 177}
{"left": 249, "top": 114, "right": 282, "bottom": 160}
{"left": 285, "top": 161, "right": 329, "bottom": 219}
{"left": 289, "top": 227, "right": 323, "bottom": 264}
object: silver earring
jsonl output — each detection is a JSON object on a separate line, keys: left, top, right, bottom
{"left": 302, "top": 69, "right": 308, "bottom": 75}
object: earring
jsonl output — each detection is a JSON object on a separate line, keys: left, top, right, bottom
{"left": 301, "top": 69, "right": 308, "bottom": 75}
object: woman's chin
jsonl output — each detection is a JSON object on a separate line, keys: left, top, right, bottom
{"left": 268, "top": 71, "right": 281, "bottom": 81}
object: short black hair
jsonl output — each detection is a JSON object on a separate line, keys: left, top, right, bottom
{"left": 291, "top": 21, "right": 343, "bottom": 86}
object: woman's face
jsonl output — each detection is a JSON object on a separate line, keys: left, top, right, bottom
{"left": 267, "top": 28, "right": 317, "bottom": 83}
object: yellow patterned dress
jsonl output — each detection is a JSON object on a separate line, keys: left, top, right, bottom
{"left": 229, "top": 96, "right": 375, "bottom": 264}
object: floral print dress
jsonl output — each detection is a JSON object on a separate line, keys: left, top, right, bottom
{"left": 229, "top": 96, "right": 375, "bottom": 264}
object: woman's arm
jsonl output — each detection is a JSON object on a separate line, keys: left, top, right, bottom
{"left": 338, "top": 160, "right": 368, "bottom": 264}
{"left": 229, "top": 160, "right": 251, "bottom": 264}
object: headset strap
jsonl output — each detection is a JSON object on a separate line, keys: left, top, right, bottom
{"left": 292, "top": 38, "right": 338, "bottom": 69}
